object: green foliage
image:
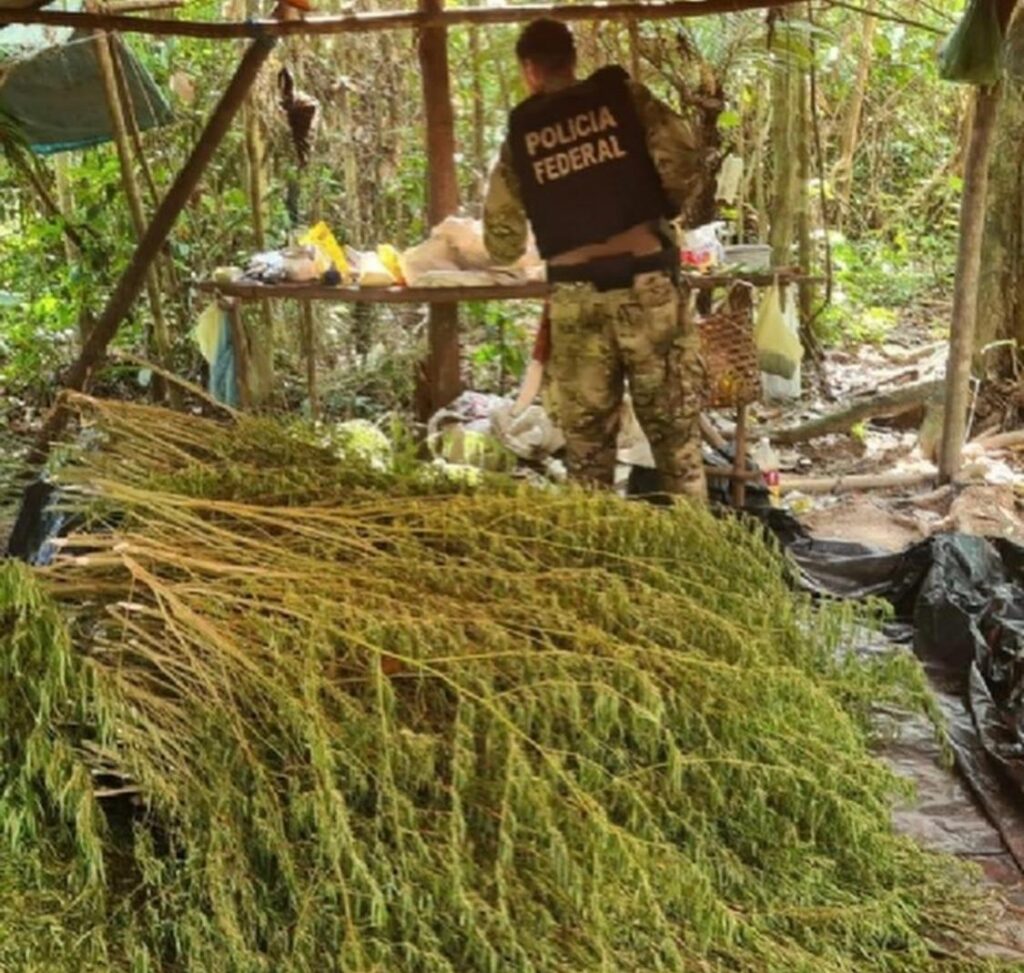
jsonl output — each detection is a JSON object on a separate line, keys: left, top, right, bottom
{"left": 815, "top": 234, "right": 955, "bottom": 345}
{"left": 0, "top": 396, "right": 1011, "bottom": 972}
{"left": 0, "top": 0, "right": 974, "bottom": 394}
{"left": 465, "top": 300, "right": 533, "bottom": 393}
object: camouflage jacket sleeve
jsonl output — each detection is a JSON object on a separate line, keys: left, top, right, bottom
{"left": 628, "top": 80, "right": 707, "bottom": 226}
{"left": 483, "top": 141, "right": 529, "bottom": 266}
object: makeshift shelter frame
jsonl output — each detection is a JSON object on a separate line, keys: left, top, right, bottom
{"left": 6, "top": 0, "right": 808, "bottom": 463}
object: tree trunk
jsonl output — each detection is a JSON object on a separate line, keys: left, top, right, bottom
{"left": 833, "top": 3, "right": 875, "bottom": 224}
{"left": 940, "top": 83, "right": 1003, "bottom": 480}
{"left": 796, "top": 71, "right": 814, "bottom": 325}
{"left": 975, "top": 11, "right": 1024, "bottom": 360}
{"left": 752, "top": 77, "right": 771, "bottom": 242}
{"left": 768, "top": 21, "right": 800, "bottom": 266}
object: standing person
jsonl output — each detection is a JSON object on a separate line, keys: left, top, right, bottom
{"left": 484, "top": 17, "right": 712, "bottom": 500}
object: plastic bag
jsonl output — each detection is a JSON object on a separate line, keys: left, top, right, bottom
{"left": 192, "top": 302, "right": 238, "bottom": 407}
{"left": 346, "top": 248, "right": 397, "bottom": 287}
{"left": 299, "top": 222, "right": 350, "bottom": 276}
{"left": 754, "top": 284, "right": 803, "bottom": 380}
{"left": 491, "top": 403, "right": 565, "bottom": 460}
{"left": 681, "top": 222, "right": 726, "bottom": 270}
{"left": 939, "top": 0, "right": 1005, "bottom": 85}
{"left": 436, "top": 217, "right": 492, "bottom": 270}
{"left": 715, "top": 154, "right": 744, "bottom": 204}
{"left": 193, "top": 301, "right": 222, "bottom": 365}
{"left": 399, "top": 236, "right": 459, "bottom": 286}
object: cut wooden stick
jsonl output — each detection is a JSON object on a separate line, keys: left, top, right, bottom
{"left": 779, "top": 471, "right": 937, "bottom": 495}
{"left": 0, "top": 0, "right": 809, "bottom": 41}
{"left": 109, "top": 349, "right": 240, "bottom": 417}
{"left": 93, "top": 25, "right": 175, "bottom": 405}
{"left": 968, "top": 429, "right": 1024, "bottom": 451}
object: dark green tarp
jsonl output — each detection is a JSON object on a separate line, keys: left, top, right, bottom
{"left": 0, "top": 32, "right": 172, "bottom": 154}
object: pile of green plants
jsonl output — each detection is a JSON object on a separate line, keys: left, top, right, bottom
{"left": 0, "top": 395, "right": 1007, "bottom": 972}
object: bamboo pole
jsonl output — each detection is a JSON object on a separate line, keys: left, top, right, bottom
{"left": 417, "top": 0, "right": 462, "bottom": 418}
{"left": 939, "top": 83, "right": 1003, "bottom": 482}
{"left": 106, "top": 31, "right": 161, "bottom": 206}
{"left": 30, "top": 34, "right": 278, "bottom": 465}
{"left": 94, "top": 26, "right": 176, "bottom": 405}
{"left": 0, "top": 0, "right": 809, "bottom": 41}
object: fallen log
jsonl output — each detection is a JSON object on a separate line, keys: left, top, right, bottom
{"left": 770, "top": 379, "right": 943, "bottom": 445}
{"left": 968, "top": 429, "right": 1024, "bottom": 452}
{"left": 779, "top": 471, "right": 938, "bottom": 495}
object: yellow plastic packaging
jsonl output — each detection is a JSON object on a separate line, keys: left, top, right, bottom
{"left": 376, "top": 244, "right": 405, "bottom": 285}
{"left": 300, "top": 222, "right": 349, "bottom": 276}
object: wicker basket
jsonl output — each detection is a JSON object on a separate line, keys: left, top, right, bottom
{"left": 698, "top": 308, "right": 760, "bottom": 409}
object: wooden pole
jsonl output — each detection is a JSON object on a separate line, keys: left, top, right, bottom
{"left": 469, "top": 17, "right": 486, "bottom": 201}
{"left": 301, "top": 300, "right": 319, "bottom": 420}
{"left": 417, "top": 0, "right": 462, "bottom": 418}
{"left": 241, "top": 3, "right": 275, "bottom": 408}
{"left": 731, "top": 403, "right": 748, "bottom": 507}
{"left": 30, "top": 34, "right": 277, "bottom": 463}
{"left": 106, "top": 30, "right": 161, "bottom": 206}
{"left": 93, "top": 27, "right": 176, "bottom": 404}
{"left": 939, "top": 83, "right": 1003, "bottom": 482}
{"left": 628, "top": 17, "right": 641, "bottom": 80}
{"left": 0, "top": 0, "right": 810, "bottom": 41}
{"left": 226, "top": 300, "right": 253, "bottom": 410}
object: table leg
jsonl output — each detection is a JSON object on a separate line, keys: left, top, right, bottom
{"left": 732, "top": 403, "right": 748, "bottom": 508}
{"left": 226, "top": 300, "right": 252, "bottom": 411}
{"left": 301, "top": 300, "right": 319, "bottom": 421}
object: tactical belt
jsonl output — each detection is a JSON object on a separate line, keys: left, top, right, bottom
{"left": 547, "top": 247, "right": 678, "bottom": 292}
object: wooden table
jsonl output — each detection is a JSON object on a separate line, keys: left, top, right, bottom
{"left": 194, "top": 270, "right": 817, "bottom": 305}
{"left": 196, "top": 271, "right": 821, "bottom": 505}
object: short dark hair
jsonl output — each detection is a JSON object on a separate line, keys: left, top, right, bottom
{"left": 515, "top": 18, "right": 576, "bottom": 73}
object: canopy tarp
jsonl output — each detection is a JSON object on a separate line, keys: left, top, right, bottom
{"left": 0, "top": 30, "right": 171, "bottom": 154}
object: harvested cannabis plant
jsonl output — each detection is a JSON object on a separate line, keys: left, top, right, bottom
{"left": 0, "top": 395, "right": 1008, "bottom": 972}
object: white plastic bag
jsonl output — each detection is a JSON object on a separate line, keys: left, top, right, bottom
{"left": 346, "top": 248, "right": 396, "bottom": 287}
{"left": 681, "top": 222, "right": 726, "bottom": 270}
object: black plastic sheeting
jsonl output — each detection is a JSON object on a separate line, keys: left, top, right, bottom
{"left": 5, "top": 478, "right": 70, "bottom": 566}
{"left": 776, "top": 511, "right": 1024, "bottom": 868}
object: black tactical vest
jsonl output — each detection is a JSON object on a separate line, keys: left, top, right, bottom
{"left": 507, "top": 66, "right": 672, "bottom": 260}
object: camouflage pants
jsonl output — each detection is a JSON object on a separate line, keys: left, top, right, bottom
{"left": 547, "top": 270, "right": 707, "bottom": 500}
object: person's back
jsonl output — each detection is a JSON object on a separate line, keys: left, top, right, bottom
{"left": 484, "top": 18, "right": 711, "bottom": 500}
